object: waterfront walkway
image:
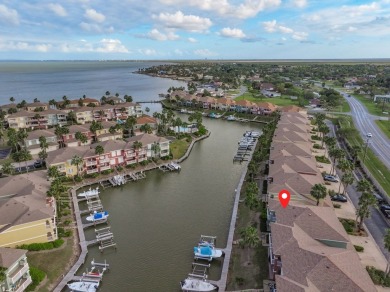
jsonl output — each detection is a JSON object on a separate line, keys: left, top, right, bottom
{"left": 211, "top": 138, "right": 258, "bottom": 291}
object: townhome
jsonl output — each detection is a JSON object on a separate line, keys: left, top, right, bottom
{"left": 127, "top": 133, "right": 170, "bottom": 158}
{"left": 198, "top": 96, "right": 216, "bottom": 109}
{"left": 73, "top": 107, "right": 94, "bottom": 124}
{"left": 61, "top": 124, "right": 93, "bottom": 147}
{"left": 46, "top": 147, "right": 88, "bottom": 177}
{"left": 0, "top": 172, "right": 57, "bottom": 248}
{"left": 7, "top": 109, "right": 67, "bottom": 130}
{"left": 134, "top": 116, "right": 157, "bottom": 135}
{"left": 0, "top": 248, "right": 32, "bottom": 292}
{"left": 216, "top": 98, "right": 235, "bottom": 111}
{"left": 105, "top": 96, "right": 124, "bottom": 104}
{"left": 92, "top": 102, "right": 142, "bottom": 122}
{"left": 90, "top": 140, "right": 127, "bottom": 171}
{"left": 266, "top": 200, "right": 376, "bottom": 292}
{"left": 95, "top": 121, "right": 123, "bottom": 142}
{"left": 66, "top": 98, "right": 100, "bottom": 108}
{"left": 235, "top": 99, "right": 253, "bottom": 113}
{"left": 25, "top": 102, "right": 48, "bottom": 112}
{"left": 253, "top": 102, "right": 277, "bottom": 115}
{"left": 6, "top": 111, "right": 36, "bottom": 129}
{"left": 44, "top": 109, "right": 67, "bottom": 127}
{"left": 0, "top": 103, "right": 18, "bottom": 113}
{"left": 24, "top": 129, "right": 58, "bottom": 155}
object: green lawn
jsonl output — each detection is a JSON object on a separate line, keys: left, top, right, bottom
{"left": 353, "top": 94, "right": 389, "bottom": 117}
{"left": 338, "top": 116, "right": 390, "bottom": 196}
{"left": 235, "top": 93, "right": 300, "bottom": 106}
{"left": 327, "top": 99, "right": 351, "bottom": 113}
{"left": 375, "top": 120, "right": 390, "bottom": 139}
{"left": 170, "top": 138, "right": 191, "bottom": 160}
{"left": 27, "top": 237, "right": 75, "bottom": 292}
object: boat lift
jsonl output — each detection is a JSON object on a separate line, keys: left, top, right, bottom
{"left": 199, "top": 235, "right": 217, "bottom": 247}
{"left": 188, "top": 263, "right": 210, "bottom": 279}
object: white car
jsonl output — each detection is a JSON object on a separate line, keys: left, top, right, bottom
{"left": 367, "top": 133, "right": 373, "bottom": 138}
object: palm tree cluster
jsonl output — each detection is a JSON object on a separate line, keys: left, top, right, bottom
{"left": 355, "top": 179, "right": 375, "bottom": 231}
{"left": 244, "top": 182, "right": 260, "bottom": 210}
{"left": 153, "top": 109, "right": 182, "bottom": 135}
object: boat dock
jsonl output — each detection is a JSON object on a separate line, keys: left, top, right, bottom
{"left": 159, "top": 162, "right": 181, "bottom": 172}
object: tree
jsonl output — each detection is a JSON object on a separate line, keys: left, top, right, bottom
{"left": 244, "top": 191, "right": 259, "bottom": 210}
{"left": 67, "top": 111, "right": 77, "bottom": 125}
{"left": 318, "top": 124, "right": 329, "bottom": 148}
{"left": 71, "top": 155, "right": 83, "bottom": 177}
{"left": 105, "top": 91, "right": 110, "bottom": 96}
{"left": 133, "top": 141, "right": 143, "bottom": 150}
{"left": 38, "top": 149, "right": 48, "bottom": 163}
{"left": 341, "top": 172, "right": 354, "bottom": 195}
{"left": 1, "top": 161, "right": 14, "bottom": 176}
{"left": 329, "top": 148, "right": 345, "bottom": 175}
{"left": 48, "top": 166, "right": 61, "bottom": 180}
{"left": 33, "top": 113, "right": 42, "bottom": 129}
{"left": 357, "top": 179, "right": 372, "bottom": 193}
{"left": 9, "top": 96, "right": 15, "bottom": 103}
{"left": 384, "top": 229, "right": 390, "bottom": 276}
{"left": 240, "top": 226, "right": 259, "bottom": 247}
{"left": 151, "top": 142, "right": 160, "bottom": 158}
{"left": 124, "top": 95, "right": 133, "bottom": 103}
{"left": 145, "top": 107, "right": 150, "bottom": 113}
{"left": 97, "top": 109, "right": 105, "bottom": 121}
{"left": 75, "top": 131, "right": 88, "bottom": 145}
{"left": 54, "top": 125, "right": 69, "bottom": 147}
{"left": 356, "top": 192, "right": 376, "bottom": 231}
{"left": 7, "top": 128, "right": 19, "bottom": 152}
{"left": 115, "top": 93, "right": 119, "bottom": 97}
{"left": 89, "top": 121, "right": 103, "bottom": 141}
{"left": 310, "top": 183, "right": 327, "bottom": 206}
{"left": 350, "top": 145, "right": 361, "bottom": 164}
{"left": 140, "top": 124, "right": 152, "bottom": 134}
{"left": 95, "top": 145, "right": 105, "bottom": 156}
{"left": 78, "top": 98, "right": 83, "bottom": 107}
{"left": 125, "top": 116, "right": 137, "bottom": 137}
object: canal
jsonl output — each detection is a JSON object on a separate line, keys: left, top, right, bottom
{"left": 79, "top": 118, "right": 263, "bottom": 291}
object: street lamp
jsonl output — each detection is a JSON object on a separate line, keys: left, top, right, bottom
{"left": 362, "top": 135, "right": 372, "bottom": 163}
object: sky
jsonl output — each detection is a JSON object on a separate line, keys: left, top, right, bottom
{"left": 0, "top": 0, "right": 390, "bottom": 60}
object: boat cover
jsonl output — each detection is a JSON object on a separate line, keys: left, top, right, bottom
{"left": 194, "top": 246, "right": 212, "bottom": 256}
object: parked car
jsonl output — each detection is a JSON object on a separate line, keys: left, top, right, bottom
{"left": 34, "top": 161, "right": 43, "bottom": 168}
{"left": 380, "top": 206, "right": 390, "bottom": 218}
{"left": 331, "top": 194, "right": 348, "bottom": 202}
{"left": 324, "top": 175, "right": 339, "bottom": 182}
{"left": 380, "top": 204, "right": 390, "bottom": 211}
{"left": 373, "top": 193, "right": 385, "bottom": 204}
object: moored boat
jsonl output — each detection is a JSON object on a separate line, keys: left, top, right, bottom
{"left": 180, "top": 277, "right": 217, "bottom": 292}
{"left": 67, "top": 280, "right": 99, "bottom": 292}
{"left": 226, "top": 115, "right": 236, "bottom": 121}
{"left": 78, "top": 187, "right": 100, "bottom": 198}
{"left": 86, "top": 211, "right": 109, "bottom": 222}
{"left": 193, "top": 244, "right": 223, "bottom": 261}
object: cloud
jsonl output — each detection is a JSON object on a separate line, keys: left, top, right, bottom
{"left": 138, "top": 48, "right": 157, "bottom": 55}
{"left": 292, "top": 0, "right": 307, "bottom": 8}
{"left": 174, "top": 49, "right": 183, "bottom": 55}
{"left": 188, "top": 37, "right": 197, "bottom": 43}
{"left": 219, "top": 27, "right": 246, "bottom": 38}
{"left": 95, "top": 39, "right": 128, "bottom": 53}
{"left": 263, "top": 20, "right": 308, "bottom": 40}
{"left": 84, "top": 8, "right": 105, "bottom": 23}
{"left": 159, "top": 0, "right": 282, "bottom": 19}
{"left": 153, "top": 11, "right": 212, "bottom": 32}
{"left": 194, "top": 49, "right": 217, "bottom": 57}
{"left": 143, "top": 29, "right": 179, "bottom": 41}
{"left": 0, "top": 41, "right": 52, "bottom": 52}
{"left": 48, "top": 3, "right": 67, "bottom": 17}
{"left": 80, "top": 22, "right": 114, "bottom": 33}
{"left": 0, "top": 4, "right": 19, "bottom": 25}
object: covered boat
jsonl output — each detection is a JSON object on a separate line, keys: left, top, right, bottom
{"left": 86, "top": 211, "right": 109, "bottom": 222}
{"left": 193, "top": 245, "right": 223, "bottom": 261}
{"left": 180, "top": 277, "right": 217, "bottom": 292}
{"left": 67, "top": 280, "right": 99, "bottom": 292}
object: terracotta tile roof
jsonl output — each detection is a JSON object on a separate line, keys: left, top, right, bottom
{"left": 7, "top": 110, "right": 35, "bottom": 118}
{"left": 67, "top": 124, "right": 90, "bottom": 134}
{"left": 269, "top": 200, "right": 376, "bottom": 292}
{"left": 100, "top": 121, "right": 118, "bottom": 129}
{"left": 273, "top": 129, "right": 309, "bottom": 143}
{"left": 235, "top": 99, "right": 254, "bottom": 107}
{"left": 136, "top": 115, "right": 157, "bottom": 125}
{"left": 280, "top": 105, "right": 302, "bottom": 112}
{"left": 255, "top": 101, "right": 278, "bottom": 111}
{"left": 0, "top": 248, "right": 27, "bottom": 268}
{"left": 25, "top": 102, "right": 48, "bottom": 107}
{"left": 92, "top": 140, "right": 127, "bottom": 152}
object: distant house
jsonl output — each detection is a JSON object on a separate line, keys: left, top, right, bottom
{"left": 6, "top": 109, "right": 67, "bottom": 130}
{"left": 254, "top": 102, "right": 277, "bottom": 115}
{"left": 24, "top": 129, "right": 59, "bottom": 155}
{"left": 0, "top": 247, "right": 32, "bottom": 291}
{"left": 0, "top": 172, "right": 57, "bottom": 248}
{"left": 134, "top": 115, "right": 158, "bottom": 134}
{"left": 61, "top": 124, "right": 93, "bottom": 147}
{"left": 66, "top": 98, "right": 100, "bottom": 108}
{"left": 95, "top": 121, "right": 123, "bottom": 142}
{"left": 25, "top": 101, "right": 49, "bottom": 112}
{"left": 73, "top": 107, "right": 94, "bottom": 124}
{"left": 105, "top": 96, "right": 124, "bottom": 104}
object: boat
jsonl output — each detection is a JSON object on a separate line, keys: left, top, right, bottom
{"left": 86, "top": 211, "right": 109, "bottom": 222}
{"left": 180, "top": 276, "right": 217, "bottom": 292}
{"left": 181, "top": 108, "right": 188, "bottom": 113}
{"left": 169, "top": 162, "right": 181, "bottom": 171}
{"left": 193, "top": 244, "right": 223, "bottom": 261}
{"left": 78, "top": 187, "right": 100, "bottom": 198}
{"left": 67, "top": 280, "right": 99, "bottom": 292}
{"left": 226, "top": 115, "right": 236, "bottom": 121}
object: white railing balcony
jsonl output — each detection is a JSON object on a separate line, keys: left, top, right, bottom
{"left": 10, "top": 264, "right": 29, "bottom": 284}
{"left": 86, "top": 160, "right": 97, "bottom": 166}
{"left": 100, "top": 165, "right": 111, "bottom": 171}
{"left": 14, "top": 276, "right": 32, "bottom": 292}
{"left": 138, "top": 157, "right": 147, "bottom": 162}
{"left": 87, "top": 168, "right": 99, "bottom": 174}
{"left": 100, "top": 158, "right": 110, "bottom": 163}
{"left": 126, "top": 152, "right": 136, "bottom": 158}
{"left": 138, "top": 150, "right": 146, "bottom": 155}
{"left": 126, "top": 160, "right": 136, "bottom": 165}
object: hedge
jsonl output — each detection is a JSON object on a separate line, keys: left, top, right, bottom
{"left": 18, "top": 239, "right": 64, "bottom": 251}
{"left": 354, "top": 245, "right": 364, "bottom": 252}
{"left": 366, "top": 266, "right": 390, "bottom": 287}
{"left": 25, "top": 266, "right": 46, "bottom": 292}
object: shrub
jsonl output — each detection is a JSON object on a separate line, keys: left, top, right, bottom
{"left": 235, "top": 277, "right": 245, "bottom": 286}
{"left": 339, "top": 218, "right": 355, "bottom": 234}
{"left": 325, "top": 182, "right": 331, "bottom": 185}
{"left": 354, "top": 245, "right": 364, "bottom": 252}
{"left": 311, "top": 135, "right": 321, "bottom": 140}
{"left": 62, "top": 219, "right": 71, "bottom": 226}
{"left": 25, "top": 266, "right": 46, "bottom": 292}
{"left": 313, "top": 144, "right": 323, "bottom": 149}
{"left": 101, "top": 169, "right": 113, "bottom": 175}
{"left": 333, "top": 203, "right": 341, "bottom": 209}
{"left": 366, "top": 266, "right": 390, "bottom": 287}
{"left": 74, "top": 175, "right": 83, "bottom": 182}
{"left": 85, "top": 173, "right": 99, "bottom": 179}
{"left": 58, "top": 227, "right": 72, "bottom": 237}
{"left": 117, "top": 166, "right": 123, "bottom": 172}
{"left": 315, "top": 155, "right": 330, "bottom": 164}
{"left": 61, "top": 209, "right": 71, "bottom": 216}
{"left": 140, "top": 160, "right": 149, "bottom": 166}
{"left": 18, "top": 239, "right": 64, "bottom": 251}
{"left": 328, "top": 189, "right": 336, "bottom": 196}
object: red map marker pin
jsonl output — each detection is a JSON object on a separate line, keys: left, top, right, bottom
{"left": 278, "top": 189, "right": 290, "bottom": 208}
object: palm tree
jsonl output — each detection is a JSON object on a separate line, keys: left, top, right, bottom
{"left": 350, "top": 145, "right": 361, "bottom": 164}
{"left": 356, "top": 192, "right": 376, "bottom": 231}
{"left": 140, "top": 124, "right": 152, "bottom": 134}
{"left": 145, "top": 107, "right": 150, "bottom": 113}
{"left": 1, "top": 161, "right": 14, "bottom": 176}
{"left": 75, "top": 131, "right": 88, "bottom": 145}
{"left": 384, "top": 229, "right": 390, "bottom": 276}
{"left": 329, "top": 148, "right": 345, "bottom": 175}
{"left": 54, "top": 125, "right": 69, "bottom": 148}
{"left": 151, "top": 142, "right": 160, "bottom": 158}
{"left": 48, "top": 166, "right": 61, "bottom": 180}
{"left": 18, "top": 148, "right": 32, "bottom": 172}
{"left": 71, "top": 155, "right": 83, "bottom": 177}
{"left": 133, "top": 141, "right": 143, "bottom": 150}
{"left": 310, "top": 183, "right": 327, "bottom": 206}
{"left": 124, "top": 116, "right": 137, "bottom": 137}
{"left": 341, "top": 172, "right": 354, "bottom": 195}
{"left": 240, "top": 226, "right": 259, "bottom": 247}
{"left": 9, "top": 96, "right": 15, "bottom": 103}
{"left": 97, "top": 109, "right": 105, "bottom": 121}
{"left": 337, "top": 159, "right": 353, "bottom": 193}
{"left": 105, "top": 91, "right": 110, "bottom": 96}
{"left": 318, "top": 124, "right": 329, "bottom": 148}
{"left": 124, "top": 95, "right": 133, "bottom": 103}
{"left": 67, "top": 111, "right": 77, "bottom": 125}
{"left": 95, "top": 145, "right": 105, "bottom": 156}
{"left": 7, "top": 128, "right": 19, "bottom": 153}
{"left": 357, "top": 179, "right": 372, "bottom": 193}
{"left": 89, "top": 121, "right": 103, "bottom": 141}
{"left": 17, "top": 129, "right": 28, "bottom": 149}
{"left": 244, "top": 191, "right": 259, "bottom": 210}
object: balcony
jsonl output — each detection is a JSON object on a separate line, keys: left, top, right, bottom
{"left": 10, "top": 264, "right": 29, "bottom": 284}
{"left": 86, "top": 168, "right": 99, "bottom": 174}
{"left": 138, "top": 150, "right": 146, "bottom": 156}
{"left": 100, "top": 158, "right": 110, "bottom": 164}
{"left": 126, "top": 152, "right": 136, "bottom": 158}
{"left": 14, "top": 276, "right": 32, "bottom": 292}
{"left": 100, "top": 165, "right": 111, "bottom": 171}
{"left": 126, "top": 160, "right": 136, "bottom": 165}
{"left": 138, "top": 157, "right": 147, "bottom": 162}
{"left": 86, "top": 160, "right": 97, "bottom": 166}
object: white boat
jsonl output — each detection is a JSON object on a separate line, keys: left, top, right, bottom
{"left": 181, "top": 108, "right": 188, "bottom": 113}
{"left": 180, "top": 277, "right": 217, "bottom": 292}
{"left": 78, "top": 187, "right": 100, "bottom": 198}
{"left": 193, "top": 244, "right": 223, "bottom": 261}
{"left": 67, "top": 280, "right": 99, "bottom": 292}
{"left": 169, "top": 162, "right": 181, "bottom": 171}
{"left": 227, "top": 115, "right": 236, "bottom": 121}
{"left": 86, "top": 211, "right": 109, "bottom": 222}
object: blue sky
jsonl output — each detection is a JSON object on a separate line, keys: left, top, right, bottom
{"left": 0, "top": 0, "right": 390, "bottom": 59}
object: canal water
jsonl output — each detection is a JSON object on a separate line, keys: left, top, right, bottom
{"left": 78, "top": 118, "right": 263, "bottom": 292}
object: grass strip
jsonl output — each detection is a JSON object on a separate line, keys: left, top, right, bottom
{"left": 375, "top": 120, "right": 390, "bottom": 140}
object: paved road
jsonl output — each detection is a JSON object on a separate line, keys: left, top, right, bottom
{"left": 231, "top": 85, "right": 247, "bottom": 99}
{"left": 337, "top": 90, "right": 390, "bottom": 170}
{"left": 327, "top": 120, "right": 390, "bottom": 259}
